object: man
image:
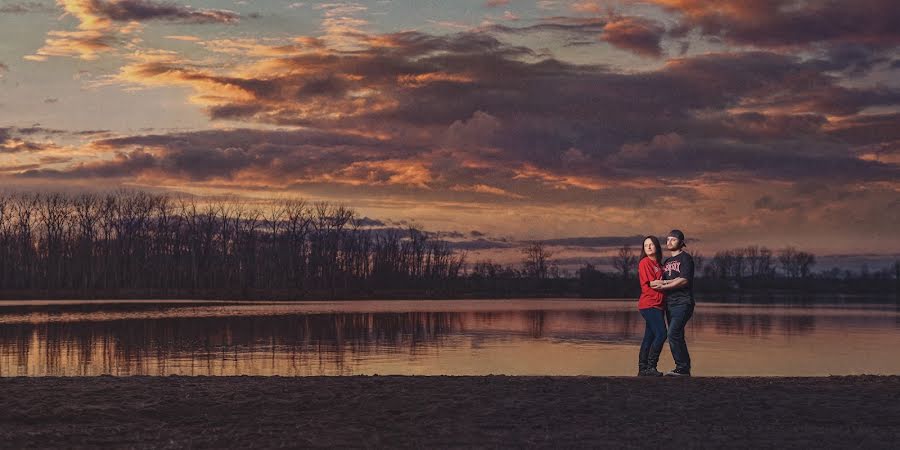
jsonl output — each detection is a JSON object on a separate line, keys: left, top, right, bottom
{"left": 649, "top": 229, "right": 695, "bottom": 377}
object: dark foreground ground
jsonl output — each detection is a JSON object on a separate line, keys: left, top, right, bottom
{"left": 1, "top": 376, "right": 898, "bottom": 449}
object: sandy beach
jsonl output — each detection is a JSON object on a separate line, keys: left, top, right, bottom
{"left": 1, "top": 376, "right": 898, "bottom": 448}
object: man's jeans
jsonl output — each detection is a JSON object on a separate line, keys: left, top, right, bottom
{"left": 638, "top": 308, "right": 667, "bottom": 370}
{"left": 666, "top": 302, "right": 695, "bottom": 372}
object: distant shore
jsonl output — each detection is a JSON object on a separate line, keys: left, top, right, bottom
{"left": 1, "top": 376, "right": 897, "bottom": 448}
{"left": 0, "top": 288, "right": 897, "bottom": 303}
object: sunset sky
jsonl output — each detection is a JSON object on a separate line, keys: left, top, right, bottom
{"left": 1, "top": 0, "right": 898, "bottom": 269}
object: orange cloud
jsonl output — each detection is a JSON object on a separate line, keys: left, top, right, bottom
{"left": 570, "top": 1, "right": 603, "bottom": 14}
{"left": 25, "top": 30, "right": 114, "bottom": 61}
{"left": 397, "top": 72, "right": 475, "bottom": 88}
{"left": 311, "top": 159, "right": 434, "bottom": 189}
{"left": 165, "top": 35, "right": 201, "bottom": 41}
{"left": 197, "top": 38, "right": 311, "bottom": 57}
{"left": 450, "top": 184, "right": 525, "bottom": 199}
{"left": 512, "top": 164, "right": 609, "bottom": 191}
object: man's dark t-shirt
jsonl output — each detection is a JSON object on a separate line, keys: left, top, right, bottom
{"left": 662, "top": 251, "right": 695, "bottom": 305}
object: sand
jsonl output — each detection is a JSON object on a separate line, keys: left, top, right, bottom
{"left": 1, "top": 376, "right": 898, "bottom": 448}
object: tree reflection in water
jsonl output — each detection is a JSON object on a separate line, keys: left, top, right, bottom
{"left": 0, "top": 301, "right": 896, "bottom": 376}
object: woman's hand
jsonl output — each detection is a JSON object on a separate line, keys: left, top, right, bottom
{"left": 649, "top": 280, "right": 664, "bottom": 289}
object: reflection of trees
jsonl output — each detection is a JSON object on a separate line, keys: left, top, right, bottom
{"left": 707, "top": 314, "right": 775, "bottom": 337}
{"left": 691, "top": 313, "right": 816, "bottom": 337}
{"left": 7, "top": 305, "right": 892, "bottom": 376}
{"left": 526, "top": 311, "right": 545, "bottom": 338}
{"left": 0, "top": 312, "right": 462, "bottom": 376}
{"left": 777, "top": 315, "right": 816, "bottom": 336}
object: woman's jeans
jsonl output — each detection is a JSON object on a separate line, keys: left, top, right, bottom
{"left": 638, "top": 307, "right": 667, "bottom": 370}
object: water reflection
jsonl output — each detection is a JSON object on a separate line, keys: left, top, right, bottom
{"left": 0, "top": 300, "right": 898, "bottom": 376}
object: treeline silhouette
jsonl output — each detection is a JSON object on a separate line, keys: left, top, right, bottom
{"left": 0, "top": 191, "right": 464, "bottom": 299}
{"left": 0, "top": 191, "right": 896, "bottom": 300}
{"left": 582, "top": 243, "right": 899, "bottom": 299}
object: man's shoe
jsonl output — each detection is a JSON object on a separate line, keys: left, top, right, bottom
{"left": 664, "top": 368, "right": 691, "bottom": 377}
{"left": 642, "top": 367, "right": 663, "bottom": 377}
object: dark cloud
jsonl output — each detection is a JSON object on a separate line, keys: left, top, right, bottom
{"left": 0, "top": 1, "right": 53, "bottom": 14}
{"left": 448, "top": 238, "right": 515, "bottom": 251}
{"left": 90, "top": 0, "right": 239, "bottom": 24}
{"left": 656, "top": 52, "right": 900, "bottom": 116}
{"left": 16, "top": 128, "right": 440, "bottom": 190}
{"left": 753, "top": 195, "right": 802, "bottom": 212}
{"left": 19, "top": 149, "right": 155, "bottom": 177}
{"left": 125, "top": 32, "right": 896, "bottom": 136}
{"left": 600, "top": 16, "right": 666, "bottom": 58}
{"left": 485, "top": 16, "right": 605, "bottom": 37}
{"left": 8, "top": 126, "right": 108, "bottom": 137}
{"left": 444, "top": 235, "right": 662, "bottom": 252}
{"left": 608, "top": 133, "right": 899, "bottom": 182}
{"left": 817, "top": 43, "right": 894, "bottom": 75}
{"left": 354, "top": 216, "right": 385, "bottom": 227}
{"left": 653, "top": 0, "right": 900, "bottom": 49}
{"left": 0, "top": 127, "right": 59, "bottom": 153}
{"left": 10, "top": 26, "right": 895, "bottom": 236}
{"left": 431, "top": 230, "right": 467, "bottom": 239}
{"left": 683, "top": 112, "right": 829, "bottom": 142}
{"left": 94, "top": 128, "right": 402, "bottom": 152}
{"left": 540, "top": 235, "right": 646, "bottom": 248}
{"left": 551, "top": 256, "right": 619, "bottom": 269}
{"left": 75, "top": 29, "right": 896, "bottom": 189}
{"left": 826, "top": 114, "right": 900, "bottom": 145}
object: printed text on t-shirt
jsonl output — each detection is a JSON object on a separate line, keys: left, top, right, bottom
{"left": 664, "top": 261, "right": 681, "bottom": 277}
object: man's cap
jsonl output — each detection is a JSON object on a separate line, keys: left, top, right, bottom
{"left": 667, "top": 229, "right": 686, "bottom": 246}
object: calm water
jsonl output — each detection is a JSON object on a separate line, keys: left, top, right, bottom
{"left": 0, "top": 299, "right": 898, "bottom": 377}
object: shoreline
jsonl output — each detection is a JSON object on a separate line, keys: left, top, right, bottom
{"left": 0, "top": 294, "right": 896, "bottom": 304}
{"left": 1, "top": 287, "right": 896, "bottom": 303}
{"left": 2, "top": 376, "right": 898, "bottom": 448}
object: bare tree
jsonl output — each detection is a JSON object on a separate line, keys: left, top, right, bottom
{"left": 711, "top": 250, "right": 737, "bottom": 279}
{"left": 692, "top": 251, "right": 705, "bottom": 277}
{"left": 797, "top": 251, "right": 816, "bottom": 278}
{"left": 778, "top": 246, "right": 816, "bottom": 278}
{"left": 611, "top": 245, "right": 638, "bottom": 279}
{"left": 522, "top": 241, "right": 554, "bottom": 279}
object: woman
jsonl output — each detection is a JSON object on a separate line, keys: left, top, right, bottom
{"left": 637, "top": 235, "right": 666, "bottom": 376}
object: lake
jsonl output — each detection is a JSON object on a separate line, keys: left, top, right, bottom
{"left": 1, "top": 299, "right": 898, "bottom": 376}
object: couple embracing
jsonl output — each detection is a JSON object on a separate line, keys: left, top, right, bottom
{"left": 636, "top": 229, "right": 695, "bottom": 377}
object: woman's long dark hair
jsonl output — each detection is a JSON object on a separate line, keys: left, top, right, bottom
{"left": 641, "top": 236, "right": 662, "bottom": 264}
